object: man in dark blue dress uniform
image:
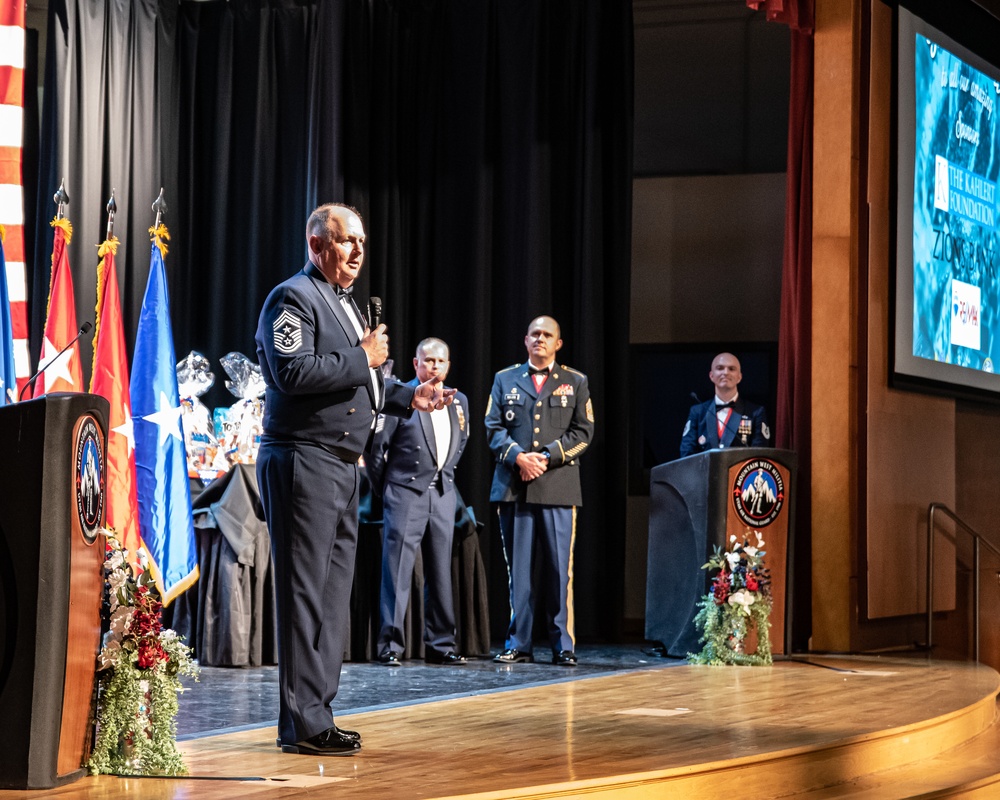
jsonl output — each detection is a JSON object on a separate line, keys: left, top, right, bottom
{"left": 368, "top": 337, "right": 470, "bottom": 666}
{"left": 486, "top": 316, "right": 594, "bottom": 667}
{"left": 256, "top": 203, "right": 453, "bottom": 756}
{"left": 679, "top": 352, "right": 770, "bottom": 457}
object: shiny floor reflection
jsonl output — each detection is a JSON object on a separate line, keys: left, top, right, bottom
{"left": 177, "top": 644, "right": 683, "bottom": 739}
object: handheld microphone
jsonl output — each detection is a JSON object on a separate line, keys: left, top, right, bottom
{"left": 19, "top": 321, "right": 93, "bottom": 401}
{"left": 369, "top": 297, "right": 383, "bottom": 328}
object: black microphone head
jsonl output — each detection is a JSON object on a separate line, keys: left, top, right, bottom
{"left": 369, "top": 297, "right": 382, "bottom": 327}
{"left": 690, "top": 392, "right": 700, "bottom": 403}
{"left": 80, "top": 321, "right": 93, "bottom": 334}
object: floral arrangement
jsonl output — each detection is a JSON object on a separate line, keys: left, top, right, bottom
{"left": 88, "top": 530, "right": 198, "bottom": 776}
{"left": 688, "top": 529, "right": 773, "bottom": 666}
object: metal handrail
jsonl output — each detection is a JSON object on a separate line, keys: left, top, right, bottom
{"left": 926, "top": 503, "right": 1000, "bottom": 662}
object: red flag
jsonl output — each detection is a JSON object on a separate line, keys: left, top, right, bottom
{"left": 36, "top": 217, "right": 84, "bottom": 395}
{"left": 90, "top": 235, "right": 141, "bottom": 562}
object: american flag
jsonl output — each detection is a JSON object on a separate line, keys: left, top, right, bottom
{"left": 0, "top": 0, "right": 30, "bottom": 395}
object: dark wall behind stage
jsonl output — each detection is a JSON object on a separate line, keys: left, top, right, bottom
{"left": 25, "top": 0, "right": 633, "bottom": 645}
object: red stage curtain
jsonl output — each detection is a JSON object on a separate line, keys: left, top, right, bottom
{"left": 748, "top": 0, "right": 814, "bottom": 649}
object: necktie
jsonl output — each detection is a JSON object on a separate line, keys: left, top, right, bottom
{"left": 334, "top": 285, "right": 354, "bottom": 298}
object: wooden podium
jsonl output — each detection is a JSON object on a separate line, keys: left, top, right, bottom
{"left": 0, "top": 394, "right": 109, "bottom": 789}
{"left": 645, "top": 448, "right": 797, "bottom": 657}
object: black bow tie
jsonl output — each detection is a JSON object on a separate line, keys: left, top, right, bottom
{"left": 528, "top": 366, "right": 549, "bottom": 376}
{"left": 334, "top": 285, "right": 354, "bottom": 298}
{"left": 716, "top": 400, "right": 737, "bottom": 410}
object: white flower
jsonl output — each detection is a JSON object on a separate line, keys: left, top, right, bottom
{"left": 107, "top": 550, "right": 125, "bottom": 571}
{"left": 109, "top": 570, "right": 129, "bottom": 593}
{"left": 728, "top": 589, "right": 756, "bottom": 614}
{"left": 745, "top": 546, "right": 758, "bottom": 557}
{"left": 97, "top": 638, "right": 122, "bottom": 670}
{"left": 110, "top": 605, "right": 133, "bottom": 636}
{"left": 139, "top": 680, "right": 150, "bottom": 693}
{"left": 725, "top": 551, "right": 741, "bottom": 569}
{"left": 730, "top": 535, "right": 737, "bottom": 543}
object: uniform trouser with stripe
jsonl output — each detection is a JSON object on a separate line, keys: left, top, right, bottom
{"left": 497, "top": 501, "right": 576, "bottom": 655}
{"left": 258, "top": 441, "right": 359, "bottom": 744}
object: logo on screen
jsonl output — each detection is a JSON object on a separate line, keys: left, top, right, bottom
{"left": 732, "top": 459, "right": 785, "bottom": 529}
{"left": 74, "top": 415, "right": 105, "bottom": 545}
{"left": 951, "top": 279, "right": 981, "bottom": 350}
{"left": 934, "top": 155, "right": 950, "bottom": 212}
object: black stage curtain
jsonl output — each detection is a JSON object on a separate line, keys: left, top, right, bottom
{"left": 34, "top": 0, "right": 633, "bottom": 643}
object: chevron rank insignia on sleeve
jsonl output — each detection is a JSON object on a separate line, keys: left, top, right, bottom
{"left": 273, "top": 309, "right": 303, "bottom": 354}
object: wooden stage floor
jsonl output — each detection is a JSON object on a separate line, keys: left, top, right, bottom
{"left": 8, "top": 655, "right": 1000, "bottom": 799}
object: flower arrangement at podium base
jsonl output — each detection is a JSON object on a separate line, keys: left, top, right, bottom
{"left": 688, "top": 530, "right": 773, "bottom": 666}
{"left": 88, "top": 531, "right": 198, "bottom": 776}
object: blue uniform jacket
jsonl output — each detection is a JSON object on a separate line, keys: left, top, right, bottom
{"left": 485, "top": 363, "right": 594, "bottom": 506}
{"left": 368, "top": 379, "right": 470, "bottom": 496}
{"left": 678, "top": 397, "right": 770, "bottom": 458}
{"left": 255, "top": 262, "right": 414, "bottom": 454}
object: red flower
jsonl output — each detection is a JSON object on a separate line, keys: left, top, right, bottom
{"left": 712, "top": 573, "right": 730, "bottom": 604}
{"left": 746, "top": 573, "right": 759, "bottom": 591}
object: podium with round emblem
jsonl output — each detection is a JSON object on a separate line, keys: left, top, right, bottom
{"left": 0, "top": 393, "right": 109, "bottom": 789}
{"left": 645, "top": 447, "right": 797, "bottom": 658}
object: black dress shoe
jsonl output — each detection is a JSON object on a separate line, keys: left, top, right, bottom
{"left": 494, "top": 648, "right": 533, "bottom": 664}
{"left": 552, "top": 650, "right": 578, "bottom": 666}
{"left": 378, "top": 650, "right": 402, "bottom": 666}
{"left": 425, "top": 650, "right": 468, "bottom": 665}
{"left": 280, "top": 726, "right": 361, "bottom": 756}
{"left": 276, "top": 726, "right": 361, "bottom": 748}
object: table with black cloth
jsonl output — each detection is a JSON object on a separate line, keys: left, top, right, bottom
{"left": 167, "top": 464, "right": 491, "bottom": 666}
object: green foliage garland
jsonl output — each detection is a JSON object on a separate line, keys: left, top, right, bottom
{"left": 688, "top": 593, "right": 773, "bottom": 666}
{"left": 688, "top": 529, "right": 773, "bottom": 667}
{"left": 87, "top": 531, "right": 198, "bottom": 776}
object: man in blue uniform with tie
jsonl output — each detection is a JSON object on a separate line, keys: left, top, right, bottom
{"left": 678, "top": 352, "right": 770, "bottom": 457}
{"left": 256, "top": 203, "right": 454, "bottom": 756}
{"left": 368, "top": 337, "right": 470, "bottom": 666}
{"left": 486, "top": 316, "right": 594, "bottom": 667}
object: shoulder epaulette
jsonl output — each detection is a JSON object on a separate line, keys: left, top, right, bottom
{"left": 560, "top": 365, "right": 586, "bottom": 377}
{"left": 498, "top": 363, "right": 522, "bottom": 373}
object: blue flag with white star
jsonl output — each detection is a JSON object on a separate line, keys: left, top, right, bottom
{"left": 0, "top": 235, "right": 17, "bottom": 404}
{"left": 131, "top": 239, "right": 198, "bottom": 604}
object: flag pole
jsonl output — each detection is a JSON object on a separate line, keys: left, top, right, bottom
{"left": 53, "top": 180, "right": 69, "bottom": 220}
{"left": 105, "top": 190, "right": 116, "bottom": 238}
{"left": 152, "top": 187, "right": 167, "bottom": 231}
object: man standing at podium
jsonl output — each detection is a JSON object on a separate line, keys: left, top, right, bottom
{"left": 486, "top": 315, "right": 594, "bottom": 667}
{"left": 679, "top": 352, "right": 770, "bottom": 457}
